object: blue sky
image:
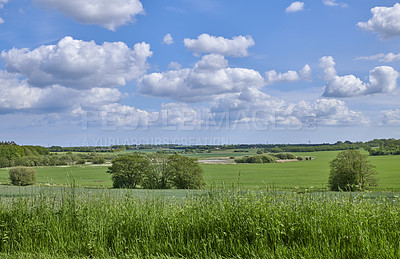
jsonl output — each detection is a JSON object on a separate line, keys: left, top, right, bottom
{"left": 1, "top": 0, "right": 400, "bottom": 146}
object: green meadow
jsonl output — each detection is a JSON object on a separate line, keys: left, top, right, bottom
{"left": 0, "top": 150, "right": 398, "bottom": 190}
{"left": 0, "top": 150, "right": 399, "bottom": 258}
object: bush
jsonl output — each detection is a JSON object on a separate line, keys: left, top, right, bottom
{"left": 234, "top": 155, "right": 276, "bottom": 164}
{"left": 9, "top": 167, "right": 36, "bottom": 186}
{"left": 272, "top": 153, "right": 297, "bottom": 160}
{"left": 76, "top": 159, "right": 86, "bottom": 165}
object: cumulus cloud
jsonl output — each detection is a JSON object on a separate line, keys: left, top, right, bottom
{"left": 1, "top": 36, "right": 152, "bottom": 90}
{"left": 0, "top": 71, "right": 122, "bottom": 113}
{"left": 184, "top": 34, "right": 255, "bottom": 57}
{"left": 358, "top": 3, "right": 400, "bottom": 39}
{"left": 0, "top": 0, "right": 7, "bottom": 23}
{"left": 163, "top": 33, "right": 174, "bottom": 45}
{"left": 323, "top": 0, "right": 348, "bottom": 8}
{"left": 138, "top": 54, "right": 265, "bottom": 102}
{"left": 265, "top": 64, "right": 312, "bottom": 84}
{"left": 295, "top": 98, "right": 369, "bottom": 126}
{"left": 356, "top": 52, "right": 400, "bottom": 62}
{"left": 320, "top": 56, "right": 399, "bottom": 97}
{"left": 34, "top": 0, "right": 144, "bottom": 31}
{"left": 286, "top": 2, "right": 305, "bottom": 13}
{"left": 379, "top": 109, "right": 400, "bottom": 125}
{"left": 211, "top": 87, "right": 368, "bottom": 127}
{"left": 168, "top": 62, "right": 182, "bottom": 70}
{"left": 72, "top": 102, "right": 205, "bottom": 130}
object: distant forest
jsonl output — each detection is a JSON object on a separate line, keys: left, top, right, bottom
{"left": 0, "top": 138, "right": 398, "bottom": 168}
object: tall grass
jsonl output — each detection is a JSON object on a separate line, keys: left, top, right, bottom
{"left": 0, "top": 188, "right": 399, "bottom": 258}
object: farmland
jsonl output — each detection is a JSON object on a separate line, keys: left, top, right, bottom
{"left": 0, "top": 150, "right": 398, "bottom": 190}
{"left": 0, "top": 149, "right": 399, "bottom": 258}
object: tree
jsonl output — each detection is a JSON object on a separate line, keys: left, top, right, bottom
{"left": 167, "top": 154, "right": 205, "bottom": 189}
{"left": 142, "top": 152, "right": 171, "bottom": 189}
{"left": 328, "top": 150, "right": 377, "bottom": 191}
{"left": 107, "top": 154, "right": 150, "bottom": 188}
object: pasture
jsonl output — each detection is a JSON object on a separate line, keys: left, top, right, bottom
{"left": 0, "top": 150, "right": 399, "bottom": 190}
{"left": 0, "top": 150, "right": 399, "bottom": 258}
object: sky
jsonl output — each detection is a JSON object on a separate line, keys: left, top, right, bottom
{"left": 1, "top": 0, "right": 400, "bottom": 146}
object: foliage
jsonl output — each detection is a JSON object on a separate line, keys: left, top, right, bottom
{"left": 107, "top": 154, "right": 151, "bottom": 189}
{"left": 142, "top": 152, "right": 171, "bottom": 189}
{"left": 271, "top": 153, "right": 297, "bottom": 160}
{"left": 235, "top": 155, "right": 276, "bottom": 164}
{"left": 0, "top": 144, "right": 48, "bottom": 161}
{"left": 167, "top": 154, "right": 205, "bottom": 189}
{"left": 107, "top": 153, "right": 204, "bottom": 189}
{"left": 328, "top": 150, "right": 377, "bottom": 191}
{"left": 365, "top": 138, "right": 400, "bottom": 156}
{"left": 0, "top": 190, "right": 399, "bottom": 258}
{"left": 9, "top": 167, "right": 36, "bottom": 186}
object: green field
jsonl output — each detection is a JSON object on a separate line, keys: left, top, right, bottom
{"left": 0, "top": 150, "right": 399, "bottom": 258}
{"left": 0, "top": 150, "right": 399, "bottom": 190}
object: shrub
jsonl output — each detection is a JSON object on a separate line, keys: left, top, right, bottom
{"left": 272, "top": 153, "right": 297, "bottom": 160}
{"left": 9, "top": 167, "right": 36, "bottom": 186}
{"left": 76, "top": 159, "right": 86, "bottom": 165}
{"left": 234, "top": 155, "right": 275, "bottom": 164}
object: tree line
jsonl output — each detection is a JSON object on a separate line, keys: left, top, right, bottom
{"left": 364, "top": 138, "right": 400, "bottom": 156}
{"left": 0, "top": 152, "right": 106, "bottom": 168}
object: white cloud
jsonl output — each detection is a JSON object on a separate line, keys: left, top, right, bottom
{"left": 265, "top": 64, "right": 312, "bottom": 84}
{"left": 0, "top": 70, "right": 123, "bottom": 113}
{"left": 379, "top": 109, "right": 400, "bottom": 125}
{"left": 1, "top": 36, "right": 152, "bottom": 90}
{"left": 138, "top": 54, "right": 265, "bottom": 102}
{"left": 0, "top": 0, "right": 7, "bottom": 23}
{"left": 323, "top": 0, "right": 348, "bottom": 8}
{"left": 356, "top": 52, "right": 400, "bottom": 62}
{"left": 295, "top": 98, "right": 369, "bottom": 126}
{"left": 168, "top": 62, "right": 182, "bottom": 70}
{"left": 358, "top": 3, "right": 400, "bottom": 39}
{"left": 320, "top": 56, "right": 399, "bottom": 97}
{"left": 72, "top": 102, "right": 205, "bottom": 130}
{"left": 34, "top": 0, "right": 144, "bottom": 31}
{"left": 211, "top": 87, "right": 368, "bottom": 127}
{"left": 0, "top": 0, "right": 7, "bottom": 8}
{"left": 286, "top": 2, "right": 305, "bottom": 13}
{"left": 184, "top": 34, "right": 255, "bottom": 57}
{"left": 163, "top": 33, "right": 174, "bottom": 45}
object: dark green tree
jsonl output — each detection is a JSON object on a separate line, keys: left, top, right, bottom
{"left": 167, "top": 154, "right": 205, "bottom": 189}
{"left": 328, "top": 150, "right": 377, "bottom": 191}
{"left": 142, "top": 152, "right": 171, "bottom": 189}
{"left": 107, "top": 154, "right": 150, "bottom": 188}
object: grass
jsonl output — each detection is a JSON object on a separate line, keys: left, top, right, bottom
{"left": 0, "top": 165, "right": 110, "bottom": 188}
{"left": 0, "top": 150, "right": 399, "bottom": 190}
{"left": 0, "top": 150, "right": 399, "bottom": 257}
{"left": 204, "top": 151, "right": 400, "bottom": 190}
{"left": 0, "top": 189, "right": 399, "bottom": 258}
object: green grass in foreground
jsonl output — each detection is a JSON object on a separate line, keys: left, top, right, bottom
{"left": 0, "top": 189, "right": 399, "bottom": 258}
